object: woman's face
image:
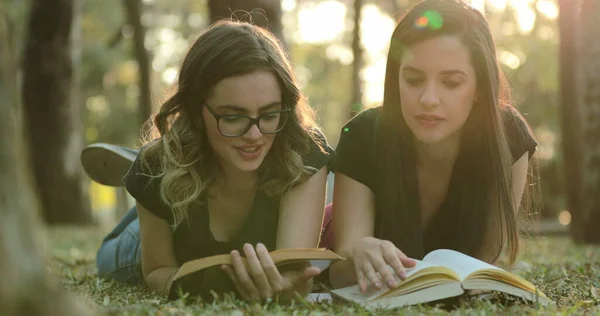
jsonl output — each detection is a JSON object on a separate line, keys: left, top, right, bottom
{"left": 399, "top": 35, "right": 477, "bottom": 146}
{"left": 203, "top": 71, "right": 284, "bottom": 173}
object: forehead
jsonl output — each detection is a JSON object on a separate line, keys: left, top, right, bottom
{"left": 401, "top": 35, "right": 472, "bottom": 72}
{"left": 209, "top": 71, "right": 282, "bottom": 107}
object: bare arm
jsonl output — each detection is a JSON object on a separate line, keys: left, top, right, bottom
{"left": 328, "top": 173, "right": 376, "bottom": 288}
{"left": 137, "top": 202, "right": 180, "bottom": 294}
{"left": 276, "top": 166, "right": 328, "bottom": 249}
{"left": 511, "top": 152, "right": 529, "bottom": 213}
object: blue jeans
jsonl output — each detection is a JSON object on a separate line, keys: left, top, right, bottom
{"left": 96, "top": 206, "right": 144, "bottom": 284}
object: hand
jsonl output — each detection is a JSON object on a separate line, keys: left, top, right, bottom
{"left": 352, "top": 237, "right": 416, "bottom": 293}
{"left": 221, "top": 243, "right": 321, "bottom": 302}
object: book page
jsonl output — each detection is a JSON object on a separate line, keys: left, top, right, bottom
{"left": 423, "top": 249, "right": 502, "bottom": 281}
{"left": 330, "top": 259, "right": 452, "bottom": 301}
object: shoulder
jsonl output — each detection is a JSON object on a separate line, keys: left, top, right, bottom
{"left": 343, "top": 106, "right": 382, "bottom": 135}
{"left": 123, "top": 139, "right": 172, "bottom": 220}
{"left": 500, "top": 105, "right": 538, "bottom": 162}
{"left": 303, "top": 127, "right": 335, "bottom": 174}
{"left": 331, "top": 107, "right": 382, "bottom": 189}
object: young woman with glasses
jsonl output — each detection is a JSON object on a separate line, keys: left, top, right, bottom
{"left": 95, "top": 21, "right": 334, "bottom": 303}
{"left": 329, "top": 0, "right": 540, "bottom": 293}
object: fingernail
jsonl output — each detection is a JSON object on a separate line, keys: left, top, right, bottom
{"left": 388, "top": 279, "right": 396, "bottom": 287}
{"left": 374, "top": 281, "right": 381, "bottom": 288}
{"left": 400, "top": 272, "right": 406, "bottom": 279}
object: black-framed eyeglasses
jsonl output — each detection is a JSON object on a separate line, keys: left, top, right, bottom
{"left": 203, "top": 103, "right": 290, "bottom": 137}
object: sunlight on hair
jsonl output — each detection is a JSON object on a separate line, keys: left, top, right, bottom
{"left": 558, "top": 210, "right": 572, "bottom": 226}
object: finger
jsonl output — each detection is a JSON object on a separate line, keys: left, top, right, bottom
{"left": 396, "top": 248, "right": 417, "bottom": 269}
{"left": 381, "top": 246, "right": 405, "bottom": 285}
{"left": 221, "top": 265, "right": 250, "bottom": 301}
{"left": 255, "top": 243, "right": 284, "bottom": 292}
{"left": 231, "top": 249, "right": 261, "bottom": 302}
{"left": 355, "top": 265, "right": 368, "bottom": 293}
{"left": 282, "top": 266, "right": 321, "bottom": 289}
{"left": 303, "top": 266, "right": 321, "bottom": 279}
{"left": 243, "top": 243, "right": 273, "bottom": 299}
{"left": 397, "top": 249, "right": 417, "bottom": 267}
{"left": 362, "top": 260, "right": 382, "bottom": 290}
{"left": 373, "top": 253, "right": 397, "bottom": 288}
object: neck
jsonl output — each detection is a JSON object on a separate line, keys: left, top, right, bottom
{"left": 414, "top": 135, "right": 460, "bottom": 171}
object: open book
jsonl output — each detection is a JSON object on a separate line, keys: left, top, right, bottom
{"left": 331, "top": 249, "right": 553, "bottom": 309}
{"left": 169, "top": 248, "right": 343, "bottom": 299}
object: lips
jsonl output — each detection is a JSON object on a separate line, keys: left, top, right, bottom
{"left": 234, "top": 144, "right": 263, "bottom": 161}
{"left": 415, "top": 113, "right": 443, "bottom": 128}
{"left": 415, "top": 114, "right": 443, "bottom": 121}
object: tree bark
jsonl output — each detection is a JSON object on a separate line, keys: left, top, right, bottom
{"left": 124, "top": 0, "right": 153, "bottom": 127}
{"left": 580, "top": 0, "right": 600, "bottom": 243}
{"left": 207, "top": 0, "right": 285, "bottom": 45}
{"left": 0, "top": 3, "right": 88, "bottom": 314}
{"left": 22, "top": 0, "right": 91, "bottom": 224}
{"left": 557, "top": 0, "right": 585, "bottom": 242}
{"left": 350, "top": 0, "right": 364, "bottom": 119}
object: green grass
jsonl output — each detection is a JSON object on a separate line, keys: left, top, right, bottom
{"left": 47, "top": 225, "right": 600, "bottom": 315}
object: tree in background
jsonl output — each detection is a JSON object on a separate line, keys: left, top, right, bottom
{"left": 124, "top": 0, "right": 152, "bottom": 128}
{"left": 208, "top": 0, "right": 284, "bottom": 44}
{"left": 22, "top": 0, "right": 90, "bottom": 224}
{"left": 558, "top": 0, "right": 585, "bottom": 241}
{"left": 580, "top": 0, "right": 600, "bottom": 243}
{"left": 0, "top": 2, "right": 89, "bottom": 314}
{"left": 350, "top": 0, "right": 364, "bottom": 119}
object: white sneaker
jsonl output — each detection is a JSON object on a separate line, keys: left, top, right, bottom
{"left": 81, "top": 143, "right": 138, "bottom": 187}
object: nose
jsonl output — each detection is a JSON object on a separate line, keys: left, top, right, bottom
{"left": 420, "top": 82, "right": 440, "bottom": 109}
{"left": 242, "top": 123, "right": 263, "bottom": 140}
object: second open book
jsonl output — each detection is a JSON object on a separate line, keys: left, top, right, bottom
{"left": 331, "top": 249, "right": 554, "bottom": 309}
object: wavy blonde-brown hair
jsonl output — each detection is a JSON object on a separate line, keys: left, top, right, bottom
{"left": 140, "top": 21, "right": 324, "bottom": 228}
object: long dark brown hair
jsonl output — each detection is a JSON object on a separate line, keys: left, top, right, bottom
{"left": 377, "top": 0, "right": 536, "bottom": 264}
{"left": 141, "top": 21, "right": 322, "bottom": 228}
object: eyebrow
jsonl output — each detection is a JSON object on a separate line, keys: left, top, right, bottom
{"left": 402, "top": 66, "right": 467, "bottom": 76}
{"left": 215, "top": 101, "right": 282, "bottom": 113}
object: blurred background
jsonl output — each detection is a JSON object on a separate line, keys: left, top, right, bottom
{"left": 1, "top": 0, "right": 598, "bottom": 243}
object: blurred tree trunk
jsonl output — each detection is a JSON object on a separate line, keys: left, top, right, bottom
{"left": 580, "top": 0, "right": 600, "bottom": 243}
{"left": 124, "top": 0, "right": 153, "bottom": 127}
{"left": 350, "top": 0, "right": 364, "bottom": 119}
{"left": 207, "top": 0, "right": 284, "bottom": 46}
{"left": 22, "top": 0, "right": 91, "bottom": 224}
{"left": 558, "top": 0, "right": 585, "bottom": 242}
{"left": 0, "top": 3, "right": 88, "bottom": 314}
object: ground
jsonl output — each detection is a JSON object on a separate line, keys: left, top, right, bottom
{"left": 46, "top": 225, "right": 599, "bottom": 315}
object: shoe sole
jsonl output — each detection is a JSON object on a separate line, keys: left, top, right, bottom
{"left": 81, "top": 143, "right": 139, "bottom": 187}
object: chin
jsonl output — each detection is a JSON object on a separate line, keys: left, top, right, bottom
{"left": 231, "top": 155, "right": 267, "bottom": 172}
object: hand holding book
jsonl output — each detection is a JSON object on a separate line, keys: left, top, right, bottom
{"left": 220, "top": 243, "right": 321, "bottom": 302}
{"left": 168, "top": 246, "right": 343, "bottom": 301}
